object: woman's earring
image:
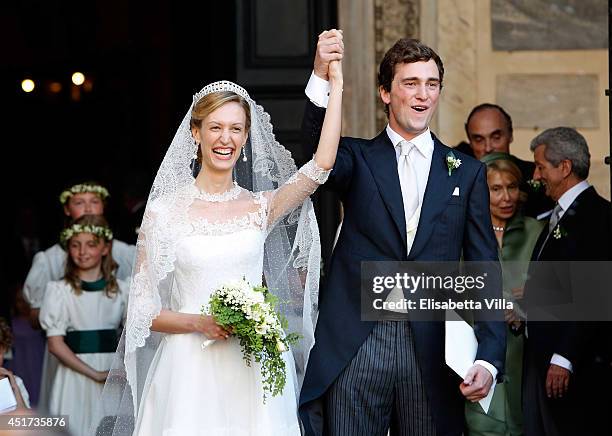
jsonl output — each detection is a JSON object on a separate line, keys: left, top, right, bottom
{"left": 193, "top": 141, "right": 199, "bottom": 161}
{"left": 241, "top": 146, "right": 248, "bottom": 162}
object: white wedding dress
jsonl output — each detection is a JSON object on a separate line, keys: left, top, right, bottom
{"left": 132, "top": 160, "right": 328, "bottom": 436}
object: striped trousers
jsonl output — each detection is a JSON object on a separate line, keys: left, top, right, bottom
{"left": 324, "top": 321, "right": 437, "bottom": 436}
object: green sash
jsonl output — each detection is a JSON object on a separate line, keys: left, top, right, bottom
{"left": 65, "top": 329, "right": 118, "bottom": 354}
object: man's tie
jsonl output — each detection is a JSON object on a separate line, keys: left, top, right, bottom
{"left": 548, "top": 203, "right": 563, "bottom": 234}
{"left": 536, "top": 203, "right": 563, "bottom": 259}
{"left": 397, "top": 140, "right": 420, "bottom": 253}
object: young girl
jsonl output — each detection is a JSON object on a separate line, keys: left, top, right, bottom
{"left": 24, "top": 182, "right": 135, "bottom": 317}
{"left": 39, "top": 215, "right": 128, "bottom": 436}
{"left": 23, "top": 181, "right": 135, "bottom": 411}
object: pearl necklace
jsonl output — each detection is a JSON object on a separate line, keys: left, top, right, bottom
{"left": 195, "top": 181, "right": 241, "bottom": 202}
{"left": 492, "top": 225, "right": 505, "bottom": 232}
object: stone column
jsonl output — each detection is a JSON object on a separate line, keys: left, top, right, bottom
{"left": 374, "top": 0, "right": 420, "bottom": 131}
{"left": 435, "top": 0, "right": 478, "bottom": 147}
{"left": 337, "top": 0, "right": 420, "bottom": 136}
{"left": 338, "top": 0, "right": 377, "bottom": 138}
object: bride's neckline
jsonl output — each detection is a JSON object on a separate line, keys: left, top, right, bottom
{"left": 194, "top": 181, "right": 241, "bottom": 202}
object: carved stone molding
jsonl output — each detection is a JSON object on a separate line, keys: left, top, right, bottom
{"left": 373, "top": 0, "right": 420, "bottom": 130}
{"left": 337, "top": 0, "right": 421, "bottom": 135}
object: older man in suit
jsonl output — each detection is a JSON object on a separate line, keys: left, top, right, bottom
{"left": 298, "top": 32, "right": 506, "bottom": 436}
{"left": 522, "top": 127, "right": 612, "bottom": 436}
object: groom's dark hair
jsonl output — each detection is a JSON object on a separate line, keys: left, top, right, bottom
{"left": 378, "top": 38, "right": 444, "bottom": 93}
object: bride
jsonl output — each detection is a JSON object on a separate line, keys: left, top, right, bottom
{"left": 95, "top": 59, "right": 342, "bottom": 434}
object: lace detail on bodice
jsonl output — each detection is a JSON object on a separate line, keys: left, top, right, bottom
{"left": 189, "top": 191, "right": 268, "bottom": 236}
{"left": 194, "top": 181, "right": 241, "bottom": 202}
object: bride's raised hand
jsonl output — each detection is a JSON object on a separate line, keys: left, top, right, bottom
{"left": 328, "top": 59, "right": 343, "bottom": 88}
{"left": 195, "top": 314, "right": 231, "bottom": 340}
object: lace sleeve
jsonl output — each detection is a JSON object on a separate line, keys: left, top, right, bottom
{"left": 265, "top": 158, "right": 330, "bottom": 230}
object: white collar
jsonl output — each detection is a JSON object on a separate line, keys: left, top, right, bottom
{"left": 386, "top": 125, "right": 434, "bottom": 158}
{"left": 557, "top": 180, "right": 591, "bottom": 212}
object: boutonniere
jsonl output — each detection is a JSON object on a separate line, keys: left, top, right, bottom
{"left": 527, "top": 179, "right": 543, "bottom": 191}
{"left": 552, "top": 224, "right": 567, "bottom": 239}
{"left": 446, "top": 151, "right": 461, "bottom": 176}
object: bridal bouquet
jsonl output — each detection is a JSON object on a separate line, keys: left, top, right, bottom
{"left": 202, "top": 278, "right": 299, "bottom": 402}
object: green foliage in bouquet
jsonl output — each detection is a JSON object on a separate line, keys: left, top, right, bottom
{"left": 204, "top": 281, "right": 300, "bottom": 402}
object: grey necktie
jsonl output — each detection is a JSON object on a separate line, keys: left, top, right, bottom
{"left": 548, "top": 203, "right": 563, "bottom": 234}
{"left": 536, "top": 203, "right": 563, "bottom": 259}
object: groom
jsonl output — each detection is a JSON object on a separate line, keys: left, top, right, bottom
{"left": 299, "top": 32, "right": 506, "bottom": 436}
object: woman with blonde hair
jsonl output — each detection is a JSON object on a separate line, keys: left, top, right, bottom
{"left": 465, "top": 152, "right": 544, "bottom": 436}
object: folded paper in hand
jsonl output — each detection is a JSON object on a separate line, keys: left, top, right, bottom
{"left": 444, "top": 310, "right": 495, "bottom": 413}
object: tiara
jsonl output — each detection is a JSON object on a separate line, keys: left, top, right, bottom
{"left": 192, "top": 81, "right": 253, "bottom": 105}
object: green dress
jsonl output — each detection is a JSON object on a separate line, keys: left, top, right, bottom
{"left": 465, "top": 213, "right": 544, "bottom": 436}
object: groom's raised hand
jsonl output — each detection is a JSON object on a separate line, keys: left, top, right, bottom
{"left": 459, "top": 364, "right": 494, "bottom": 402}
{"left": 314, "top": 29, "right": 344, "bottom": 81}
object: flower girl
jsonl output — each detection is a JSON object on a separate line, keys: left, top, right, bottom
{"left": 39, "top": 215, "right": 128, "bottom": 436}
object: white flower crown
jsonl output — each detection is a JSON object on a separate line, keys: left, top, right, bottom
{"left": 60, "top": 224, "right": 114, "bottom": 248}
{"left": 59, "top": 184, "right": 110, "bottom": 205}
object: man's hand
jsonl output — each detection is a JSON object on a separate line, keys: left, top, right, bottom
{"left": 510, "top": 286, "right": 524, "bottom": 299}
{"left": 546, "top": 364, "right": 570, "bottom": 399}
{"left": 459, "top": 364, "right": 494, "bottom": 402}
{"left": 504, "top": 308, "right": 522, "bottom": 329}
{"left": 314, "top": 29, "right": 344, "bottom": 81}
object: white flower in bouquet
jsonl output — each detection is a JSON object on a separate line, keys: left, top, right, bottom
{"left": 202, "top": 277, "right": 300, "bottom": 402}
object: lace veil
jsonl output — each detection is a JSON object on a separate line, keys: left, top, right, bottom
{"left": 94, "top": 81, "right": 321, "bottom": 435}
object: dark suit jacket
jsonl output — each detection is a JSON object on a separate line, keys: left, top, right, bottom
{"left": 524, "top": 186, "right": 612, "bottom": 372}
{"left": 299, "top": 101, "right": 506, "bottom": 436}
{"left": 522, "top": 186, "right": 612, "bottom": 435}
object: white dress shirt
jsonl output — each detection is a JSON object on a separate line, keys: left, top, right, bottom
{"left": 305, "top": 71, "right": 498, "bottom": 381}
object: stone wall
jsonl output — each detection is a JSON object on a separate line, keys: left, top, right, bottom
{"left": 337, "top": 0, "right": 609, "bottom": 198}
{"left": 337, "top": 0, "right": 420, "bottom": 137}
{"left": 426, "top": 0, "right": 610, "bottom": 198}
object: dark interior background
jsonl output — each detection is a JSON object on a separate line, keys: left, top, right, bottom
{"left": 0, "top": 0, "right": 339, "bottom": 313}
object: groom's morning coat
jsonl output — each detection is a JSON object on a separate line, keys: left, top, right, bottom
{"left": 299, "top": 101, "right": 506, "bottom": 436}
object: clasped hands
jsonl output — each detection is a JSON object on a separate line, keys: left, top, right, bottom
{"left": 314, "top": 29, "right": 344, "bottom": 83}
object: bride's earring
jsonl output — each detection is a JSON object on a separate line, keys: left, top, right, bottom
{"left": 241, "top": 145, "right": 248, "bottom": 162}
{"left": 193, "top": 141, "right": 199, "bottom": 161}
{"left": 190, "top": 141, "right": 200, "bottom": 175}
